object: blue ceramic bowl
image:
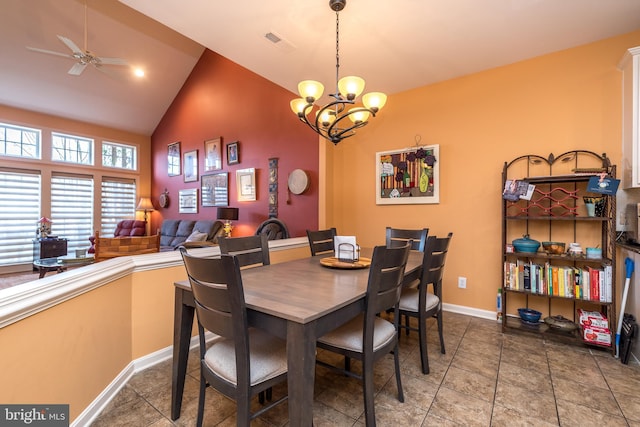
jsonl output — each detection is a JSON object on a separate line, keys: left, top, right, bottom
{"left": 518, "top": 308, "right": 542, "bottom": 323}
{"left": 512, "top": 235, "right": 540, "bottom": 253}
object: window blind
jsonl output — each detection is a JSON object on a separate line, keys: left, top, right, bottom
{"left": 51, "top": 173, "right": 94, "bottom": 252}
{"left": 0, "top": 170, "right": 41, "bottom": 265}
{"left": 101, "top": 177, "right": 136, "bottom": 235}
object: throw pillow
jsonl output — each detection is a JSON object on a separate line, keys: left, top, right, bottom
{"left": 185, "top": 230, "right": 208, "bottom": 242}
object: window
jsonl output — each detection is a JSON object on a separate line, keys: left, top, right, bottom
{"left": 0, "top": 122, "right": 40, "bottom": 159}
{"left": 102, "top": 141, "right": 137, "bottom": 170}
{"left": 0, "top": 170, "right": 41, "bottom": 266}
{"left": 101, "top": 177, "right": 136, "bottom": 235}
{"left": 52, "top": 132, "right": 93, "bottom": 165}
{"left": 51, "top": 174, "right": 94, "bottom": 252}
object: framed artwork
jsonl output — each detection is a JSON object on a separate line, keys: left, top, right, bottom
{"left": 179, "top": 188, "right": 198, "bottom": 213}
{"left": 227, "top": 141, "right": 239, "bottom": 165}
{"left": 204, "top": 137, "right": 222, "bottom": 171}
{"left": 168, "top": 142, "right": 180, "bottom": 176}
{"left": 376, "top": 144, "right": 439, "bottom": 204}
{"left": 236, "top": 167, "right": 256, "bottom": 201}
{"left": 183, "top": 150, "right": 198, "bottom": 182}
{"left": 201, "top": 172, "right": 228, "bottom": 207}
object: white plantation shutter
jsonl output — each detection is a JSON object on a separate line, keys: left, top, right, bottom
{"left": 0, "top": 169, "right": 41, "bottom": 265}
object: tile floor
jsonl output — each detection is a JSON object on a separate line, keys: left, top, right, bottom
{"left": 90, "top": 312, "right": 640, "bottom": 426}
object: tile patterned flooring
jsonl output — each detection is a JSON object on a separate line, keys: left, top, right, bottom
{"left": 90, "top": 312, "right": 640, "bottom": 426}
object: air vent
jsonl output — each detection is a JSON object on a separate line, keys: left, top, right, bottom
{"left": 265, "top": 32, "right": 282, "bottom": 44}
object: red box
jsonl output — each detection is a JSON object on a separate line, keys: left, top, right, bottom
{"left": 582, "top": 325, "right": 611, "bottom": 346}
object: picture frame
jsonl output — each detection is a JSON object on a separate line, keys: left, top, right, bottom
{"left": 168, "top": 142, "right": 180, "bottom": 176}
{"left": 376, "top": 144, "right": 440, "bottom": 204}
{"left": 179, "top": 188, "right": 198, "bottom": 213}
{"left": 236, "top": 167, "right": 256, "bottom": 201}
{"left": 201, "top": 172, "right": 228, "bottom": 207}
{"left": 183, "top": 149, "right": 198, "bottom": 182}
{"left": 227, "top": 141, "right": 239, "bottom": 165}
{"left": 204, "top": 137, "right": 222, "bottom": 171}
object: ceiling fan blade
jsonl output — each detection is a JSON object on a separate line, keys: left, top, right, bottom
{"left": 57, "top": 35, "right": 83, "bottom": 54}
{"left": 68, "top": 62, "right": 87, "bottom": 76}
{"left": 98, "top": 57, "right": 129, "bottom": 66}
{"left": 26, "top": 46, "right": 73, "bottom": 59}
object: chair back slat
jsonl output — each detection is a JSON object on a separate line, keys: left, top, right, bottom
{"left": 420, "top": 233, "right": 453, "bottom": 299}
{"left": 179, "top": 249, "right": 247, "bottom": 342}
{"left": 385, "top": 227, "right": 429, "bottom": 252}
{"left": 306, "top": 228, "right": 337, "bottom": 256}
{"left": 219, "top": 234, "right": 270, "bottom": 268}
{"left": 366, "top": 244, "right": 411, "bottom": 319}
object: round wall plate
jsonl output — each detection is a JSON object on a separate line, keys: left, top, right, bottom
{"left": 288, "top": 169, "right": 309, "bottom": 195}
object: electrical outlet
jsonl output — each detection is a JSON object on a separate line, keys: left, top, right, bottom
{"left": 458, "top": 276, "right": 467, "bottom": 289}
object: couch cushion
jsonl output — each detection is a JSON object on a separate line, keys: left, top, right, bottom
{"left": 160, "top": 219, "right": 181, "bottom": 248}
{"left": 114, "top": 220, "right": 146, "bottom": 237}
{"left": 185, "top": 230, "right": 208, "bottom": 242}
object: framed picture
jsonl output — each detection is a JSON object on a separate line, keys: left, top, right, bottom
{"left": 201, "top": 172, "right": 228, "bottom": 207}
{"left": 376, "top": 144, "right": 439, "bottom": 204}
{"left": 227, "top": 141, "right": 239, "bottom": 165}
{"left": 179, "top": 188, "right": 198, "bottom": 213}
{"left": 204, "top": 137, "right": 222, "bottom": 171}
{"left": 236, "top": 167, "right": 256, "bottom": 201}
{"left": 168, "top": 142, "right": 180, "bottom": 176}
{"left": 183, "top": 150, "right": 198, "bottom": 182}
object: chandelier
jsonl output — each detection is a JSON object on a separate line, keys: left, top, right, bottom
{"left": 290, "top": 0, "right": 387, "bottom": 145}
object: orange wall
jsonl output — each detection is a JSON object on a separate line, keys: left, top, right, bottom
{"left": 327, "top": 30, "right": 640, "bottom": 313}
{"left": 150, "top": 50, "right": 319, "bottom": 238}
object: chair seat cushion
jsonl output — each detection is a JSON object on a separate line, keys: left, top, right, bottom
{"left": 318, "top": 314, "right": 396, "bottom": 353}
{"left": 399, "top": 288, "right": 440, "bottom": 313}
{"left": 204, "top": 328, "right": 287, "bottom": 386}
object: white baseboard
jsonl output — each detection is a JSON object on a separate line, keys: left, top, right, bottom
{"left": 71, "top": 334, "right": 203, "bottom": 427}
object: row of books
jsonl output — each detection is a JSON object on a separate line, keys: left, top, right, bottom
{"left": 503, "top": 260, "right": 612, "bottom": 302}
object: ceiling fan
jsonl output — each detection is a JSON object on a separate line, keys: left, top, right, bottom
{"left": 26, "top": 0, "right": 128, "bottom": 76}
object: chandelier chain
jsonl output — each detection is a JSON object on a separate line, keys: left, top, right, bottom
{"left": 335, "top": 10, "right": 340, "bottom": 94}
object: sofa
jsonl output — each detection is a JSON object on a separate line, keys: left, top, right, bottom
{"left": 88, "top": 219, "right": 147, "bottom": 253}
{"left": 159, "top": 219, "right": 225, "bottom": 251}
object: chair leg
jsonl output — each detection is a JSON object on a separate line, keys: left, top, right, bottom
{"left": 259, "top": 391, "right": 265, "bottom": 404}
{"left": 345, "top": 356, "right": 351, "bottom": 372}
{"left": 405, "top": 313, "right": 410, "bottom": 336}
{"left": 237, "top": 396, "right": 251, "bottom": 426}
{"left": 393, "top": 345, "right": 404, "bottom": 403}
{"left": 362, "top": 360, "right": 376, "bottom": 427}
{"left": 436, "top": 312, "right": 445, "bottom": 354}
{"left": 419, "top": 316, "right": 430, "bottom": 375}
{"left": 196, "top": 376, "right": 206, "bottom": 427}
{"left": 266, "top": 387, "right": 272, "bottom": 401}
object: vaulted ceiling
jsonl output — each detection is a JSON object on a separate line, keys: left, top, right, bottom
{"left": 2, "top": 0, "right": 639, "bottom": 136}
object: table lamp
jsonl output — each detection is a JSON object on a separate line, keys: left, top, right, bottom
{"left": 136, "top": 197, "right": 155, "bottom": 223}
{"left": 217, "top": 207, "right": 239, "bottom": 237}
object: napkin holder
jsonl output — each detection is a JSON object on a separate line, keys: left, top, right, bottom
{"left": 334, "top": 236, "right": 360, "bottom": 263}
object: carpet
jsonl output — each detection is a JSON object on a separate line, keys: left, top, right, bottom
{"left": 0, "top": 272, "right": 41, "bottom": 290}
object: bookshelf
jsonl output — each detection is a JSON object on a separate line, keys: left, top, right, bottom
{"left": 501, "top": 151, "right": 616, "bottom": 354}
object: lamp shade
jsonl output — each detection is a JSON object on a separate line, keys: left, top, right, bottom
{"left": 136, "top": 197, "right": 155, "bottom": 211}
{"left": 217, "top": 207, "right": 239, "bottom": 221}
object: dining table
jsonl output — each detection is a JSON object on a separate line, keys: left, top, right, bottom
{"left": 171, "top": 247, "right": 423, "bottom": 425}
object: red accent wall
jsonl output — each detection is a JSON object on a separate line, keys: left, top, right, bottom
{"left": 150, "top": 50, "right": 319, "bottom": 237}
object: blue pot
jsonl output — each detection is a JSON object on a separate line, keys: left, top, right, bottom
{"left": 512, "top": 235, "right": 540, "bottom": 253}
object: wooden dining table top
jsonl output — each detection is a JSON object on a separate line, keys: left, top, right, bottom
{"left": 232, "top": 247, "right": 423, "bottom": 323}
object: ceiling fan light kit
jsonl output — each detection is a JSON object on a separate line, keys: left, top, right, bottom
{"left": 290, "top": 0, "right": 386, "bottom": 145}
{"left": 25, "top": 0, "right": 130, "bottom": 77}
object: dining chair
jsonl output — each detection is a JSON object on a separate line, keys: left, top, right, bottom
{"left": 398, "top": 232, "right": 453, "bottom": 375}
{"left": 385, "top": 226, "right": 429, "bottom": 252}
{"left": 316, "top": 244, "right": 411, "bottom": 427}
{"left": 179, "top": 248, "right": 288, "bottom": 427}
{"left": 306, "top": 227, "right": 337, "bottom": 256}
{"left": 218, "top": 233, "right": 270, "bottom": 268}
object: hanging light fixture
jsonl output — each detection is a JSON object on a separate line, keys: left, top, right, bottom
{"left": 290, "top": 0, "right": 387, "bottom": 145}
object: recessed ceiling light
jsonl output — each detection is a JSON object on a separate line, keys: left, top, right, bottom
{"left": 133, "top": 68, "right": 145, "bottom": 77}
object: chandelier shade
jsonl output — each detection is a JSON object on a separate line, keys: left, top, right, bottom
{"left": 291, "top": 0, "right": 386, "bottom": 145}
